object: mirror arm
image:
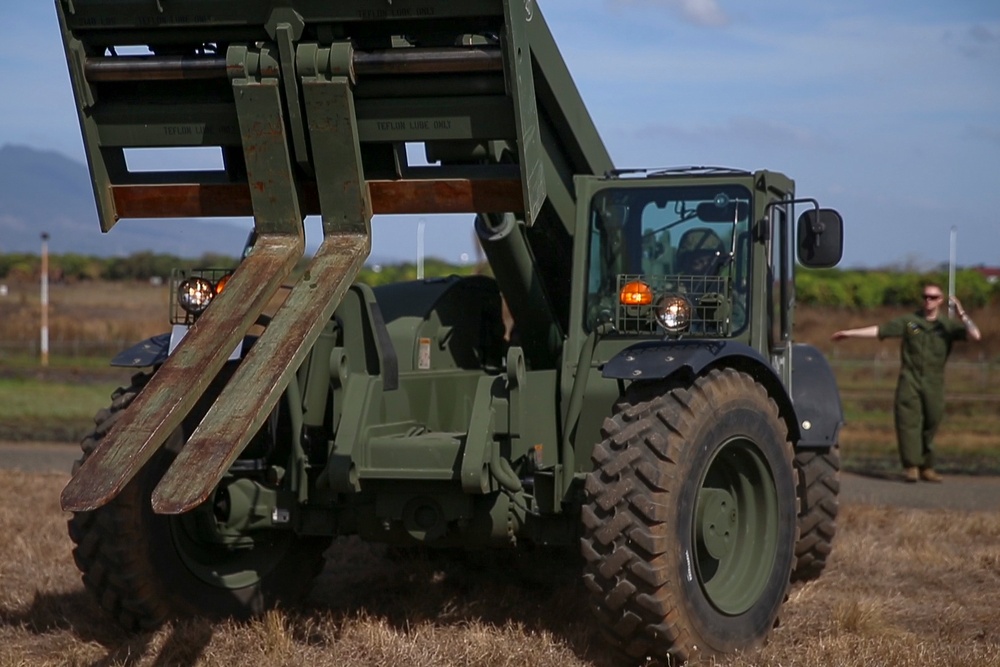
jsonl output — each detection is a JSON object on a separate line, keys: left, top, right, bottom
{"left": 809, "top": 217, "right": 825, "bottom": 245}
{"left": 769, "top": 197, "right": 821, "bottom": 245}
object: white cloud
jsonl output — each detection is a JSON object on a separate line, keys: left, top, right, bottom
{"left": 607, "top": 0, "right": 730, "bottom": 27}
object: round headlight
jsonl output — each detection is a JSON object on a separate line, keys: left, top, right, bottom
{"left": 177, "top": 277, "right": 215, "bottom": 315}
{"left": 655, "top": 294, "right": 692, "bottom": 333}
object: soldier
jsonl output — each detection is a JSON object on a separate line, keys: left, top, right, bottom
{"left": 831, "top": 283, "right": 981, "bottom": 483}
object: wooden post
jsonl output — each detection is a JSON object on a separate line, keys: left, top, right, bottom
{"left": 40, "top": 232, "right": 49, "bottom": 367}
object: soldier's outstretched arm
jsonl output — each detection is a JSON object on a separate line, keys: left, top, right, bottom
{"left": 831, "top": 325, "right": 879, "bottom": 341}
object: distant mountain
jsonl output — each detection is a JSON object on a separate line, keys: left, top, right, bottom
{"left": 0, "top": 144, "right": 251, "bottom": 257}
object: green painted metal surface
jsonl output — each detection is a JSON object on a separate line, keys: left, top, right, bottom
{"left": 228, "top": 45, "right": 305, "bottom": 235}
{"left": 696, "top": 438, "right": 780, "bottom": 614}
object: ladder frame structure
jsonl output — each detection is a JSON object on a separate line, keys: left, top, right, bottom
{"left": 56, "top": 0, "right": 613, "bottom": 512}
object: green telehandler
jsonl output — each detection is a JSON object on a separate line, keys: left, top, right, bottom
{"left": 57, "top": 0, "right": 843, "bottom": 662}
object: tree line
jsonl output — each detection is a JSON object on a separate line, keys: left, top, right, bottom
{"left": 795, "top": 267, "right": 996, "bottom": 308}
{"left": 0, "top": 251, "right": 239, "bottom": 283}
{"left": 0, "top": 252, "right": 479, "bottom": 289}
{"left": 1, "top": 252, "right": 996, "bottom": 308}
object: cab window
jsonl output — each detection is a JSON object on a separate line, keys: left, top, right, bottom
{"left": 586, "top": 184, "right": 752, "bottom": 334}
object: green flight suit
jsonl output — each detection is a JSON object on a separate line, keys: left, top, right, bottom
{"left": 878, "top": 312, "right": 967, "bottom": 469}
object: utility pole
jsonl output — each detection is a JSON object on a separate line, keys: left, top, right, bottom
{"left": 417, "top": 218, "right": 426, "bottom": 280}
{"left": 40, "top": 232, "right": 50, "bottom": 367}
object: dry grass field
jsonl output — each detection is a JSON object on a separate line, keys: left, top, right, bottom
{"left": 0, "top": 281, "right": 166, "bottom": 355}
{"left": 1, "top": 468, "right": 999, "bottom": 667}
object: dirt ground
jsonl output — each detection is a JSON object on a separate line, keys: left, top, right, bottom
{"left": 3, "top": 441, "right": 1000, "bottom": 512}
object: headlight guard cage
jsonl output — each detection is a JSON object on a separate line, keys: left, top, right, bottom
{"left": 169, "top": 267, "right": 234, "bottom": 325}
{"left": 614, "top": 274, "right": 732, "bottom": 337}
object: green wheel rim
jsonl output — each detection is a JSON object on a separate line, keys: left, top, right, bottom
{"left": 693, "top": 436, "right": 779, "bottom": 615}
{"left": 170, "top": 503, "right": 292, "bottom": 590}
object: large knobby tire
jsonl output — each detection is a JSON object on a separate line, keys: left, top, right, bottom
{"left": 791, "top": 445, "right": 840, "bottom": 583}
{"left": 67, "top": 372, "right": 331, "bottom": 632}
{"left": 581, "top": 368, "right": 798, "bottom": 664}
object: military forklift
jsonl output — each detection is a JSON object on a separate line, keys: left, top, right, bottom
{"left": 56, "top": 0, "right": 843, "bottom": 662}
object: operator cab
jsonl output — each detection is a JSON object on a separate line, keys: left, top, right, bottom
{"left": 587, "top": 181, "right": 751, "bottom": 336}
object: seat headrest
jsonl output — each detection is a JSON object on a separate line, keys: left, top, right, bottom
{"left": 678, "top": 228, "right": 724, "bottom": 253}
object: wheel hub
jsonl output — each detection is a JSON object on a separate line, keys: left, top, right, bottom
{"left": 697, "top": 488, "right": 738, "bottom": 560}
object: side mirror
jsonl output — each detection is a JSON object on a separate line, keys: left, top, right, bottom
{"left": 797, "top": 208, "right": 843, "bottom": 268}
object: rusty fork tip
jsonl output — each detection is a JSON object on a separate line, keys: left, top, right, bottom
{"left": 59, "top": 492, "right": 104, "bottom": 513}
{"left": 151, "top": 491, "right": 207, "bottom": 515}
{"left": 60, "top": 467, "right": 121, "bottom": 511}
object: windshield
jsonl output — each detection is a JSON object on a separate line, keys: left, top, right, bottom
{"left": 585, "top": 183, "right": 752, "bottom": 334}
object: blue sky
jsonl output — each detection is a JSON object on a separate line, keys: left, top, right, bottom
{"left": 2, "top": 0, "right": 998, "bottom": 268}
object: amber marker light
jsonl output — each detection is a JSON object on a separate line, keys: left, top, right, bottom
{"left": 215, "top": 272, "right": 232, "bottom": 295}
{"left": 619, "top": 280, "right": 654, "bottom": 306}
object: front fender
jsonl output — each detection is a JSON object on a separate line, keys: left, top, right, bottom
{"left": 602, "top": 339, "right": 803, "bottom": 444}
{"left": 110, "top": 331, "right": 255, "bottom": 368}
{"left": 790, "top": 343, "right": 843, "bottom": 448}
{"left": 110, "top": 332, "right": 171, "bottom": 368}
{"left": 602, "top": 339, "right": 772, "bottom": 382}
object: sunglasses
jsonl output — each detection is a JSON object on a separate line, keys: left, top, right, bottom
{"left": 922, "top": 294, "right": 943, "bottom": 301}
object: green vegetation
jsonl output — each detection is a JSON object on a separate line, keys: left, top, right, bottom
{"left": 3, "top": 251, "right": 996, "bottom": 307}
{"left": 0, "top": 252, "right": 481, "bottom": 286}
{"left": 0, "top": 251, "right": 239, "bottom": 283}
{"left": 0, "top": 376, "right": 122, "bottom": 442}
{"left": 0, "top": 352, "right": 123, "bottom": 371}
{"left": 796, "top": 266, "right": 997, "bottom": 308}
